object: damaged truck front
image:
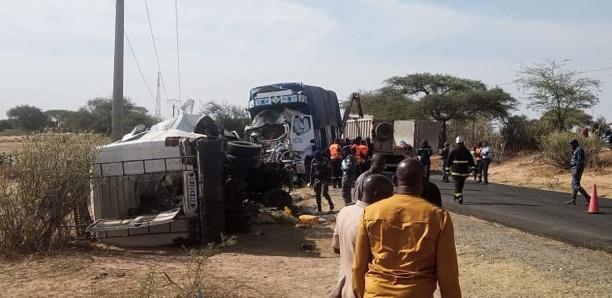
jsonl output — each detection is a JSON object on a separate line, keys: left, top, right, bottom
{"left": 86, "top": 114, "right": 281, "bottom": 247}
{"left": 244, "top": 83, "right": 343, "bottom": 181}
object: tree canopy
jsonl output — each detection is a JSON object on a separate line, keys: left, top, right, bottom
{"left": 6, "top": 105, "right": 50, "bottom": 132}
{"left": 381, "top": 73, "right": 517, "bottom": 145}
{"left": 199, "top": 101, "right": 250, "bottom": 137}
{"left": 515, "top": 59, "right": 601, "bottom": 131}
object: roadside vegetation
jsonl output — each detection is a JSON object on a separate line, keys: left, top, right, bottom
{"left": 0, "top": 132, "right": 106, "bottom": 257}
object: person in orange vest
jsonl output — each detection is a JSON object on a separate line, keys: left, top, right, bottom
{"left": 329, "top": 139, "right": 343, "bottom": 188}
{"left": 474, "top": 142, "right": 483, "bottom": 183}
{"left": 357, "top": 139, "right": 369, "bottom": 176}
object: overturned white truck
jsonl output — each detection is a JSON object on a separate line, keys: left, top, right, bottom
{"left": 244, "top": 83, "right": 343, "bottom": 181}
{"left": 86, "top": 114, "right": 289, "bottom": 247}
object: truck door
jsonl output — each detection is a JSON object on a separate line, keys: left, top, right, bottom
{"left": 290, "top": 115, "right": 314, "bottom": 152}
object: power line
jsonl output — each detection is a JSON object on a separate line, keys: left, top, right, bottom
{"left": 143, "top": 0, "right": 169, "bottom": 99}
{"left": 111, "top": 0, "right": 156, "bottom": 102}
{"left": 175, "top": 0, "right": 182, "bottom": 101}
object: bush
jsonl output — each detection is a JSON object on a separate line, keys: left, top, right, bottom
{"left": 538, "top": 131, "right": 604, "bottom": 169}
{"left": 0, "top": 132, "right": 106, "bottom": 256}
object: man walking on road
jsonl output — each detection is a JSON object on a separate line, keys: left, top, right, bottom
{"left": 352, "top": 158, "right": 462, "bottom": 298}
{"left": 566, "top": 138, "right": 591, "bottom": 205}
{"left": 331, "top": 174, "right": 394, "bottom": 298}
{"left": 446, "top": 136, "right": 475, "bottom": 204}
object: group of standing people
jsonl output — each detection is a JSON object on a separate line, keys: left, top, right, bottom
{"left": 310, "top": 138, "right": 372, "bottom": 213}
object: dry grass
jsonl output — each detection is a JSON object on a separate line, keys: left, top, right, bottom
{"left": 0, "top": 135, "right": 24, "bottom": 154}
{"left": 489, "top": 148, "right": 612, "bottom": 198}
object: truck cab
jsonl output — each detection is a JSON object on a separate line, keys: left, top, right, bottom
{"left": 244, "top": 83, "right": 342, "bottom": 177}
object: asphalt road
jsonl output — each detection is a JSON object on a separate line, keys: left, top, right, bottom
{"left": 429, "top": 175, "right": 612, "bottom": 254}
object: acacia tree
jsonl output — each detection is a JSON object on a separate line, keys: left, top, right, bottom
{"left": 515, "top": 59, "right": 601, "bottom": 131}
{"left": 347, "top": 88, "right": 414, "bottom": 119}
{"left": 6, "top": 105, "right": 51, "bottom": 132}
{"left": 57, "top": 97, "right": 159, "bottom": 133}
{"left": 385, "top": 73, "right": 517, "bottom": 147}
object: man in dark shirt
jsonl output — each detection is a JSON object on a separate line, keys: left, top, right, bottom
{"left": 309, "top": 150, "right": 335, "bottom": 212}
{"left": 417, "top": 140, "right": 433, "bottom": 180}
{"left": 566, "top": 138, "right": 590, "bottom": 205}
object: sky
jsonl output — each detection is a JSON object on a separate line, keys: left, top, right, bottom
{"left": 1, "top": 0, "right": 611, "bottom": 122}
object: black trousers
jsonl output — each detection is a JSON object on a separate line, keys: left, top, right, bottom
{"left": 452, "top": 175, "right": 467, "bottom": 196}
{"left": 314, "top": 178, "right": 334, "bottom": 211}
{"left": 481, "top": 159, "right": 491, "bottom": 183}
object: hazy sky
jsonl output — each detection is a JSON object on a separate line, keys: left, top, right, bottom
{"left": 1, "top": 0, "right": 611, "bottom": 121}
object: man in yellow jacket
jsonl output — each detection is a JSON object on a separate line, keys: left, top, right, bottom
{"left": 352, "top": 158, "right": 461, "bottom": 298}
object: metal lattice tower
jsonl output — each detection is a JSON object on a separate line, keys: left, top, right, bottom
{"left": 154, "top": 72, "right": 161, "bottom": 118}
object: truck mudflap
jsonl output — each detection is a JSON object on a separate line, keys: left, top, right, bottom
{"left": 86, "top": 208, "right": 182, "bottom": 232}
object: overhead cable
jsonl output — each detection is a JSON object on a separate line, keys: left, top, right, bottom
{"left": 111, "top": 0, "right": 156, "bottom": 102}
{"left": 144, "top": 0, "right": 169, "bottom": 99}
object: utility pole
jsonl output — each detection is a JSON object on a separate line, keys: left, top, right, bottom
{"left": 155, "top": 72, "right": 161, "bottom": 118}
{"left": 168, "top": 99, "right": 181, "bottom": 117}
{"left": 111, "top": 0, "right": 125, "bottom": 141}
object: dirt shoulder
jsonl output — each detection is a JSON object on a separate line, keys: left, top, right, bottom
{"left": 0, "top": 152, "right": 611, "bottom": 297}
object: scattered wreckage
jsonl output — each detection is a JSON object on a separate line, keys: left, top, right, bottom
{"left": 86, "top": 114, "right": 295, "bottom": 246}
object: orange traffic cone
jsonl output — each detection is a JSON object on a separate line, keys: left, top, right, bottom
{"left": 587, "top": 184, "right": 602, "bottom": 214}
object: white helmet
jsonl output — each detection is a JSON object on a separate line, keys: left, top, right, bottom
{"left": 455, "top": 136, "right": 465, "bottom": 144}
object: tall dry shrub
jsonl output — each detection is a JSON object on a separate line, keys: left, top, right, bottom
{"left": 538, "top": 131, "right": 603, "bottom": 169}
{"left": 0, "top": 132, "right": 106, "bottom": 256}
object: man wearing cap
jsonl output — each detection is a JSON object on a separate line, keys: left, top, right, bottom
{"left": 446, "top": 136, "right": 475, "bottom": 204}
{"left": 566, "top": 138, "right": 591, "bottom": 205}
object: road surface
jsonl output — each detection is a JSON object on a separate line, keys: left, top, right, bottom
{"left": 430, "top": 175, "right": 612, "bottom": 253}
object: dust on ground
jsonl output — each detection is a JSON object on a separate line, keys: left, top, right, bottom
{"left": 1, "top": 153, "right": 611, "bottom": 297}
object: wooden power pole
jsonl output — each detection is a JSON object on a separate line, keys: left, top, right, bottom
{"left": 111, "top": 0, "right": 125, "bottom": 141}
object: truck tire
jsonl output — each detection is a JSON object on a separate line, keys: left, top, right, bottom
{"left": 260, "top": 188, "right": 293, "bottom": 210}
{"left": 374, "top": 122, "right": 393, "bottom": 141}
{"left": 227, "top": 141, "right": 262, "bottom": 157}
{"left": 226, "top": 154, "right": 261, "bottom": 168}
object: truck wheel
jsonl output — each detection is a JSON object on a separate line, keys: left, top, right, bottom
{"left": 260, "top": 188, "right": 293, "bottom": 210}
{"left": 374, "top": 122, "right": 393, "bottom": 141}
{"left": 227, "top": 141, "right": 262, "bottom": 157}
{"left": 225, "top": 211, "right": 253, "bottom": 234}
{"left": 226, "top": 154, "right": 261, "bottom": 168}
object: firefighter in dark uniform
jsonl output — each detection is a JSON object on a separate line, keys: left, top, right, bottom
{"left": 566, "top": 138, "right": 591, "bottom": 205}
{"left": 439, "top": 142, "right": 450, "bottom": 182}
{"left": 446, "top": 136, "right": 476, "bottom": 204}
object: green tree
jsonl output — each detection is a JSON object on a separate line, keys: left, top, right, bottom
{"left": 6, "top": 105, "right": 50, "bottom": 132}
{"left": 383, "top": 73, "right": 517, "bottom": 147}
{"left": 200, "top": 101, "right": 250, "bottom": 137}
{"left": 345, "top": 88, "right": 415, "bottom": 119}
{"left": 60, "top": 97, "right": 159, "bottom": 134}
{"left": 540, "top": 108, "right": 592, "bottom": 131}
{"left": 515, "top": 59, "right": 601, "bottom": 131}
